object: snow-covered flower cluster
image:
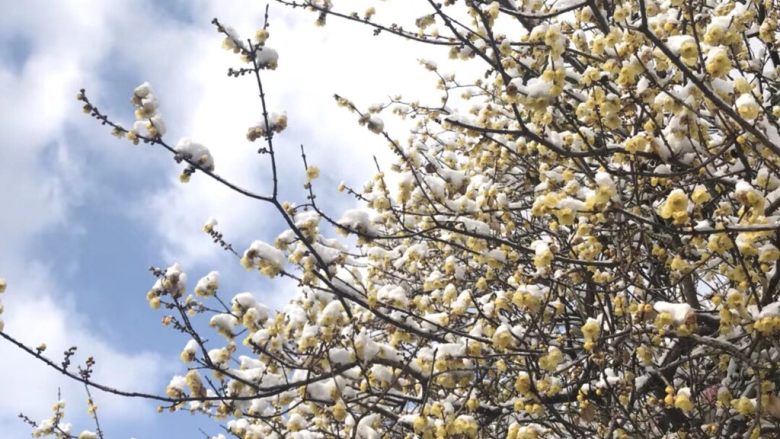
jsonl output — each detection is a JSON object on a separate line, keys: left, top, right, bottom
{"left": 359, "top": 114, "right": 384, "bottom": 134}
{"left": 240, "top": 240, "right": 285, "bottom": 277}
{"left": 127, "top": 82, "right": 166, "bottom": 142}
{"left": 174, "top": 138, "right": 215, "bottom": 182}
{"left": 252, "top": 46, "right": 279, "bottom": 70}
{"left": 146, "top": 262, "right": 187, "bottom": 309}
{"left": 246, "top": 112, "right": 287, "bottom": 141}
{"left": 194, "top": 271, "right": 219, "bottom": 297}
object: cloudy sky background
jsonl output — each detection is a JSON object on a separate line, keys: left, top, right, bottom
{"left": 0, "top": 0, "right": 447, "bottom": 437}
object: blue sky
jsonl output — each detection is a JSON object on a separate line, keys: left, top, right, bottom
{"left": 0, "top": 0, "right": 441, "bottom": 437}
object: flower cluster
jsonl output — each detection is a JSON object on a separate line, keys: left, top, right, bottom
{"left": 246, "top": 112, "right": 287, "bottom": 141}
{"left": 127, "top": 82, "right": 166, "bottom": 142}
{"left": 174, "top": 138, "right": 215, "bottom": 182}
{"left": 146, "top": 262, "right": 187, "bottom": 309}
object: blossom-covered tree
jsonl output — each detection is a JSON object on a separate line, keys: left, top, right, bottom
{"left": 3, "top": 0, "right": 780, "bottom": 437}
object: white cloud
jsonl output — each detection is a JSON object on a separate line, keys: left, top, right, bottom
{"left": 0, "top": 0, "right": 170, "bottom": 250}
{"left": 0, "top": 0, "right": 188, "bottom": 435}
{"left": 0, "top": 261, "right": 167, "bottom": 437}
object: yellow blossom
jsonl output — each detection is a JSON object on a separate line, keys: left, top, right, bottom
{"left": 492, "top": 325, "right": 514, "bottom": 350}
{"left": 736, "top": 95, "right": 760, "bottom": 120}
{"left": 733, "top": 397, "right": 755, "bottom": 416}
{"left": 678, "top": 40, "right": 699, "bottom": 66}
{"left": 581, "top": 318, "right": 600, "bottom": 341}
{"left": 658, "top": 189, "right": 689, "bottom": 222}
{"left": 705, "top": 48, "right": 731, "bottom": 78}
{"left": 306, "top": 166, "right": 320, "bottom": 182}
{"left": 691, "top": 185, "right": 711, "bottom": 205}
{"left": 539, "top": 346, "right": 563, "bottom": 372}
{"left": 514, "top": 372, "right": 531, "bottom": 395}
{"left": 674, "top": 389, "right": 694, "bottom": 413}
